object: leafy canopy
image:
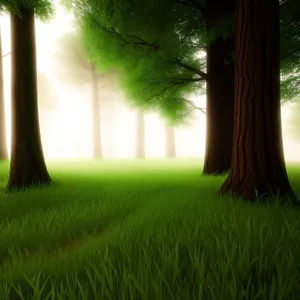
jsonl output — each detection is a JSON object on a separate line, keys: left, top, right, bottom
{"left": 0, "top": 0, "right": 54, "bottom": 21}
{"left": 61, "top": 0, "right": 207, "bottom": 124}
{"left": 62, "top": 0, "right": 300, "bottom": 123}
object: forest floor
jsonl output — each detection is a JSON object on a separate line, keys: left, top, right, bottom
{"left": 0, "top": 158, "right": 300, "bottom": 300}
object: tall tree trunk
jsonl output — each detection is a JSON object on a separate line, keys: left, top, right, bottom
{"left": 219, "top": 0, "right": 298, "bottom": 205}
{"left": 136, "top": 108, "right": 145, "bottom": 158}
{"left": 91, "top": 64, "right": 103, "bottom": 158}
{"left": 0, "top": 25, "right": 8, "bottom": 160}
{"left": 105, "top": 109, "right": 113, "bottom": 158}
{"left": 165, "top": 125, "right": 176, "bottom": 158}
{"left": 8, "top": 9, "right": 51, "bottom": 189}
{"left": 203, "top": 0, "right": 235, "bottom": 175}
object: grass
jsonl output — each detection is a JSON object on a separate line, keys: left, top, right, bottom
{"left": 0, "top": 158, "right": 300, "bottom": 300}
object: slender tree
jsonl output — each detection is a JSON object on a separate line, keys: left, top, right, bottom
{"left": 135, "top": 108, "right": 145, "bottom": 159}
{"left": 219, "top": 0, "right": 299, "bottom": 206}
{"left": 1, "top": 1, "right": 54, "bottom": 190}
{"left": 90, "top": 62, "right": 103, "bottom": 158}
{"left": 165, "top": 124, "right": 176, "bottom": 158}
{"left": 0, "top": 24, "right": 8, "bottom": 160}
{"left": 53, "top": 32, "right": 118, "bottom": 158}
{"left": 37, "top": 71, "right": 57, "bottom": 153}
{"left": 285, "top": 100, "right": 300, "bottom": 144}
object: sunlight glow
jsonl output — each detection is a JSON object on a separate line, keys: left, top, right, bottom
{"left": 0, "top": 3, "right": 299, "bottom": 162}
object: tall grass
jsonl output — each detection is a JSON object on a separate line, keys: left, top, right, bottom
{"left": 0, "top": 158, "right": 299, "bottom": 300}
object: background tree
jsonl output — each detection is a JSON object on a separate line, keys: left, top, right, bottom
{"left": 165, "top": 124, "right": 176, "bottom": 158}
{"left": 219, "top": 0, "right": 298, "bottom": 206}
{"left": 135, "top": 108, "right": 145, "bottom": 159}
{"left": 53, "top": 32, "right": 119, "bottom": 158}
{"left": 285, "top": 100, "right": 300, "bottom": 144}
{"left": 37, "top": 71, "right": 58, "bottom": 152}
{"left": 0, "top": 1, "right": 53, "bottom": 189}
{"left": 63, "top": 0, "right": 300, "bottom": 174}
{"left": 0, "top": 24, "right": 8, "bottom": 160}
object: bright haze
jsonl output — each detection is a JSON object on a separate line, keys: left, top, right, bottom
{"left": 0, "top": 2, "right": 299, "bottom": 162}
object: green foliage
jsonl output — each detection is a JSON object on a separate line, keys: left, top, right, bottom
{"left": 62, "top": 0, "right": 206, "bottom": 124}
{"left": 280, "top": 0, "right": 300, "bottom": 102}
{"left": 0, "top": 0, "right": 54, "bottom": 21}
{"left": 62, "top": 0, "right": 300, "bottom": 123}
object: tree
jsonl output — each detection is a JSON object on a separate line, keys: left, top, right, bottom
{"left": 285, "top": 100, "right": 300, "bottom": 144}
{"left": 219, "top": 0, "right": 299, "bottom": 206}
{"left": 0, "top": 24, "right": 8, "bottom": 160}
{"left": 62, "top": 0, "right": 300, "bottom": 174}
{"left": 0, "top": 1, "right": 54, "bottom": 190}
{"left": 53, "top": 32, "right": 118, "bottom": 158}
{"left": 37, "top": 72, "right": 57, "bottom": 111}
{"left": 62, "top": 0, "right": 235, "bottom": 174}
{"left": 203, "top": 0, "right": 235, "bottom": 174}
{"left": 37, "top": 71, "right": 58, "bottom": 152}
{"left": 135, "top": 108, "right": 145, "bottom": 159}
{"left": 165, "top": 124, "right": 176, "bottom": 158}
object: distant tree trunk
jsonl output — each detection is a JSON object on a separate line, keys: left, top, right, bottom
{"left": 91, "top": 64, "right": 103, "bottom": 158}
{"left": 203, "top": 0, "right": 235, "bottom": 175}
{"left": 105, "top": 109, "right": 113, "bottom": 158}
{"left": 136, "top": 108, "right": 145, "bottom": 158}
{"left": 165, "top": 125, "right": 176, "bottom": 158}
{"left": 0, "top": 25, "right": 8, "bottom": 160}
{"left": 8, "top": 9, "right": 51, "bottom": 189}
{"left": 219, "top": 0, "right": 298, "bottom": 205}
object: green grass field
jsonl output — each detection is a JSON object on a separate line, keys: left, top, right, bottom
{"left": 0, "top": 158, "right": 300, "bottom": 300}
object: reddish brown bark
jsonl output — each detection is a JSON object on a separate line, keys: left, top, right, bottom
{"left": 8, "top": 8, "right": 51, "bottom": 189}
{"left": 219, "top": 0, "right": 298, "bottom": 205}
{"left": 203, "top": 0, "right": 235, "bottom": 175}
{"left": 0, "top": 26, "right": 8, "bottom": 160}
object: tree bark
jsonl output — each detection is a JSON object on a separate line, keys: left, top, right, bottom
{"left": 136, "top": 108, "right": 145, "bottom": 158}
{"left": 8, "top": 9, "right": 51, "bottom": 189}
{"left": 165, "top": 125, "right": 176, "bottom": 158}
{"left": 219, "top": 0, "right": 299, "bottom": 206}
{"left": 203, "top": 0, "right": 235, "bottom": 175}
{"left": 0, "top": 25, "right": 8, "bottom": 160}
{"left": 91, "top": 64, "right": 103, "bottom": 158}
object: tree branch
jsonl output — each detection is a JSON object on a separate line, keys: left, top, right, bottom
{"left": 183, "top": 98, "right": 206, "bottom": 114}
{"left": 175, "top": 59, "right": 208, "bottom": 80}
{"left": 149, "top": 81, "right": 207, "bottom": 115}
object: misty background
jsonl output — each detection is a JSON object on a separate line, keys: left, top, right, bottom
{"left": 0, "top": 1, "right": 299, "bottom": 161}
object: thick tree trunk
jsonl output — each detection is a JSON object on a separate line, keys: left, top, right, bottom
{"left": 136, "top": 108, "right": 145, "bottom": 159}
{"left": 0, "top": 26, "right": 8, "bottom": 160}
{"left": 8, "top": 9, "right": 51, "bottom": 189}
{"left": 91, "top": 64, "right": 103, "bottom": 158}
{"left": 203, "top": 0, "right": 235, "bottom": 175}
{"left": 219, "top": 0, "right": 298, "bottom": 206}
{"left": 165, "top": 125, "right": 176, "bottom": 158}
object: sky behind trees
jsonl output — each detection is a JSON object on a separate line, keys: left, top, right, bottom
{"left": 0, "top": 1, "right": 299, "bottom": 161}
